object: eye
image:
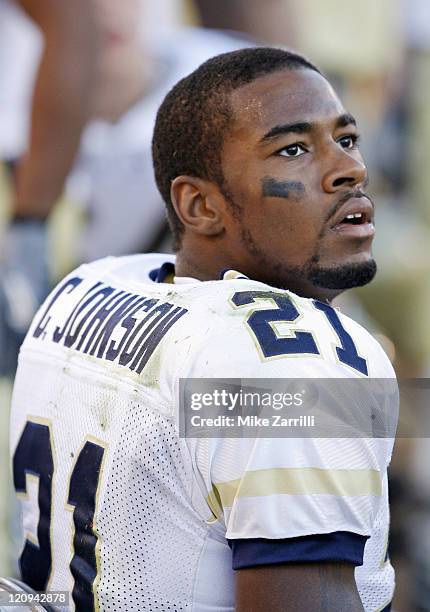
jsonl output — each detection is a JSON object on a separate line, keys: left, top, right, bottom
{"left": 338, "top": 134, "right": 360, "bottom": 149}
{"left": 278, "top": 143, "right": 307, "bottom": 158}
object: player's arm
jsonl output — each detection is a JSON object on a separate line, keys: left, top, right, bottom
{"left": 179, "top": 292, "right": 395, "bottom": 611}
{"left": 14, "top": 0, "right": 99, "bottom": 218}
{"left": 235, "top": 562, "right": 364, "bottom": 611}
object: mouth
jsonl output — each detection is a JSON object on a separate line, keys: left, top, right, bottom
{"left": 330, "top": 196, "right": 375, "bottom": 239}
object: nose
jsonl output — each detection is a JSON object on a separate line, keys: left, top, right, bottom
{"left": 321, "top": 148, "right": 367, "bottom": 193}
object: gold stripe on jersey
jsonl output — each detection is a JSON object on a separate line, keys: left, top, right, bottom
{"left": 208, "top": 466, "right": 382, "bottom": 515}
{"left": 207, "top": 487, "right": 224, "bottom": 521}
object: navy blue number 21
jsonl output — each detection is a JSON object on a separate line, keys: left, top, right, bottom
{"left": 13, "top": 421, "right": 105, "bottom": 611}
{"left": 231, "top": 291, "right": 367, "bottom": 376}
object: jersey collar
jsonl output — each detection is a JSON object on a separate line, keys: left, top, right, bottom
{"left": 150, "top": 262, "right": 250, "bottom": 284}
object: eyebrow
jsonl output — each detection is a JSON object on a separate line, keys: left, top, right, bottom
{"left": 335, "top": 113, "right": 357, "bottom": 128}
{"left": 260, "top": 113, "right": 357, "bottom": 143}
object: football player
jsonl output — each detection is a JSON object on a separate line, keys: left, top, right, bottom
{"left": 10, "top": 47, "right": 397, "bottom": 611}
{"left": 0, "top": 0, "right": 99, "bottom": 375}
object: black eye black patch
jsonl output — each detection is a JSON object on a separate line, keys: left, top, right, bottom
{"left": 262, "top": 177, "right": 305, "bottom": 200}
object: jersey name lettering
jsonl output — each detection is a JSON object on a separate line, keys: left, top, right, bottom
{"left": 32, "top": 277, "right": 188, "bottom": 374}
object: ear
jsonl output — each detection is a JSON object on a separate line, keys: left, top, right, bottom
{"left": 170, "top": 175, "right": 225, "bottom": 236}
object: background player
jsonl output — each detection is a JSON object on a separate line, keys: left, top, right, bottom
{"left": 0, "top": 0, "right": 99, "bottom": 375}
{"left": 65, "top": 0, "right": 251, "bottom": 265}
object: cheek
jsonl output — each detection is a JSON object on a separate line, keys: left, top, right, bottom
{"left": 261, "top": 177, "right": 306, "bottom": 199}
{"left": 247, "top": 203, "right": 313, "bottom": 243}
{"left": 226, "top": 165, "right": 322, "bottom": 257}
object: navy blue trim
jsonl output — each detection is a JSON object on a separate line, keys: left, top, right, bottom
{"left": 228, "top": 531, "right": 369, "bottom": 570}
{"left": 149, "top": 262, "right": 175, "bottom": 283}
{"left": 381, "top": 605, "right": 391, "bottom": 612}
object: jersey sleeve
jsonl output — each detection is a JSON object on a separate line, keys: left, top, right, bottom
{"left": 199, "top": 435, "right": 386, "bottom": 569}
{"left": 179, "top": 308, "right": 396, "bottom": 570}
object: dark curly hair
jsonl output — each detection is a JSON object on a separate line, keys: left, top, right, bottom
{"left": 152, "top": 47, "right": 320, "bottom": 250}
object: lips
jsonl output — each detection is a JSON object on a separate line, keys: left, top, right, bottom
{"left": 330, "top": 196, "right": 375, "bottom": 239}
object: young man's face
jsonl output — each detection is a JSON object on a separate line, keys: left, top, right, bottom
{"left": 220, "top": 68, "right": 375, "bottom": 298}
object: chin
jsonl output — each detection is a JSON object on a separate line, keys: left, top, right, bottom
{"left": 307, "top": 258, "right": 377, "bottom": 290}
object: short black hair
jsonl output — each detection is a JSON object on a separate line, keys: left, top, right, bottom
{"left": 152, "top": 47, "right": 320, "bottom": 249}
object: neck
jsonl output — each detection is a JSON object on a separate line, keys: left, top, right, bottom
{"left": 175, "top": 250, "right": 223, "bottom": 282}
{"left": 175, "top": 248, "right": 338, "bottom": 303}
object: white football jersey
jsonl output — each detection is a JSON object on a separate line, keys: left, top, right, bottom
{"left": 0, "top": 0, "right": 41, "bottom": 159}
{"left": 10, "top": 254, "right": 397, "bottom": 611}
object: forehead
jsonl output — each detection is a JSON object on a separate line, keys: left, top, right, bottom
{"left": 227, "top": 68, "right": 346, "bottom": 139}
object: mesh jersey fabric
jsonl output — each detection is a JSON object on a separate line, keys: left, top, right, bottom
{"left": 10, "top": 253, "right": 397, "bottom": 611}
